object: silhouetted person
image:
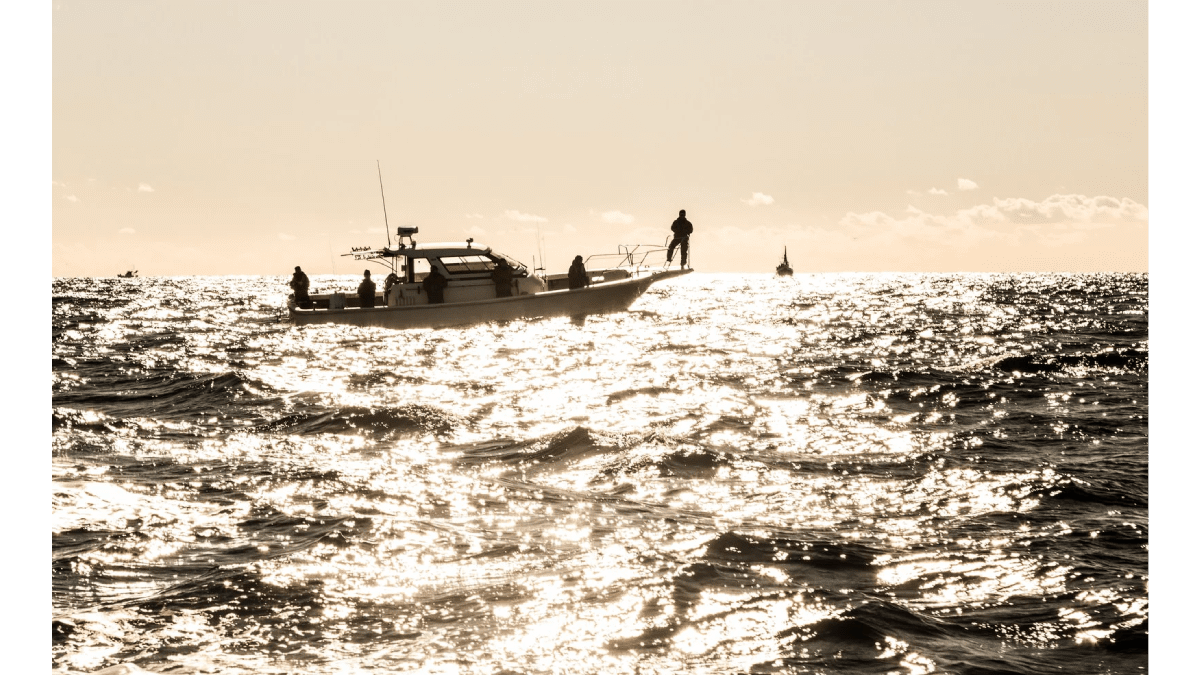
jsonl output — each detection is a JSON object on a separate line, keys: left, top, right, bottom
{"left": 567, "top": 255, "right": 590, "bottom": 290}
{"left": 384, "top": 272, "right": 400, "bottom": 294}
{"left": 666, "top": 209, "right": 693, "bottom": 269}
{"left": 491, "top": 258, "right": 514, "bottom": 297}
{"left": 290, "top": 266, "right": 312, "bottom": 308}
{"left": 383, "top": 272, "right": 401, "bottom": 304}
{"left": 358, "top": 269, "right": 377, "bottom": 308}
{"left": 422, "top": 266, "right": 448, "bottom": 304}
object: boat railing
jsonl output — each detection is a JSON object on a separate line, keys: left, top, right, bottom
{"left": 585, "top": 244, "right": 670, "bottom": 276}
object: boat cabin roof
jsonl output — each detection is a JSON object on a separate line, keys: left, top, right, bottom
{"left": 384, "top": 242, "right": 492, "bottom": 258}
{"left": 368, "top": 242, "right": 528, "bottom": 275}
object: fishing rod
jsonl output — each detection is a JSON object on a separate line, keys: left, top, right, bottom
{"left": 377, "top": 160, "right": 392, "bottom": 248}
{"left": 534, "top": 223, "right": 546, "bottom": 273}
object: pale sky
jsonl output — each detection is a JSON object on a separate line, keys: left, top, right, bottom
{"left": 50, "top": 0, "right": 1148, "bottom": 276}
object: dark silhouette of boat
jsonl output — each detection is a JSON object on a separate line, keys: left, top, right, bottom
{"left": 288, "top": 165, "right": 690, "bottom": 329}
{"left": 775, "top": 248, "right": 793, "bottom": 276}
{"left": 289, "top": 228, "right": 690, "bottom": 329}
{"left": 117, "top": 270, "right": 138, "bottom": 278}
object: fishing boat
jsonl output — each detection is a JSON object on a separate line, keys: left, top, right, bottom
{"left": 288, "top": 228, "right": 690, "bottom": 329}
{"left": 775, "top": 247, "right": 793, "bottom": 276}
{"left": 117, "top": 270, "right": 137, "bottom": 278}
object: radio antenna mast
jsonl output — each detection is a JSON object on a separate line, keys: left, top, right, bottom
{"left": 377, "top": 160, "right": 392, "bottom": 248}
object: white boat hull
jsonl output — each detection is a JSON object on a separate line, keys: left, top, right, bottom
{"left": 289, "top": 269, "right": 691, "bottom": 329}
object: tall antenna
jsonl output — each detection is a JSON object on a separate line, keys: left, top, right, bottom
{"left": 377, "top": 160, "right": 392, "bottom": 248}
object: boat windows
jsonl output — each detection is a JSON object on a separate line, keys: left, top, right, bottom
{"left": 407, "top": 257, "right": 431, "bottom": 282}
{"left": 438, "top": 255, "right": 497, "bottom": 275}
{"left": 490, "top": 252, "right": 529, "bottom": 277}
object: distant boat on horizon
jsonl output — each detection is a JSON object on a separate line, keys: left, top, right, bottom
{"left": 775, "top": 248, "right": 793, "bottom": 276}
{"left": 117, "top": 270, "right": 138, "bottom": 278}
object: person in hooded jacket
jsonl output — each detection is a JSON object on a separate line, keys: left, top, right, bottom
{"left": 567, "top": 255, "right": 589, "bottom": 290}
{"left": 666, "top": 209, "right": 693, "bottom": 268}
{"left": 491, "top": 258, "right": 514, "bottom": 297}
{"left": 290, "top": 266, "right": 312, "bottom": 308}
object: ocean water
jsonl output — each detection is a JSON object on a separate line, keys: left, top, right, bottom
{"left": 51, "top": 272, "right": 1148, "bottom": 674}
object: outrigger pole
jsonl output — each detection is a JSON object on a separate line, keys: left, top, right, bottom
{"left": 377, "top": 160, "right": 392, "bottom": 249}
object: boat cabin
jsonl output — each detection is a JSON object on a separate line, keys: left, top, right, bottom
{"left": 299, "top": 241, "right": 546, "bottom": 310}
{"left": 380, "top": 242, "right": 544, "bottom": 306}
{"left": 294, "top": 227, "right": 649, "bottom": 312}
{"left": 288, "top": 226, "right": 690, "bottom": 326}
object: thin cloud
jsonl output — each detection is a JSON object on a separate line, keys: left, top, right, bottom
{"left": 742, "top": 192, "right": 775, "bottom": 206}
{"left": 838, "top": 194, "right": 1147, "bottom": 248}
{"left": 958, "top": 178, "right": 978, "bottom": 191}
{"left": 66, "top": 195, "right": 79, "bottom": 202}
{"left": 964, "top": 194, "right": 1147, "bottom": 224}
{"left": 928, "top": 188, "right": 948, "bottom": 196}
{"left": 137, "top": 182, "right": 155, "bottom": 193}
{"left": 118, "top": 227, "right": 135, "bottom": 235}
{"left": 504, "top": 210, "right": 548, "bottom": 223}
{"left": 601, "top": 210, "right": 634, "bottom": 224}
{"left": 278, "top": 233, "right": 296, "bottom": 241}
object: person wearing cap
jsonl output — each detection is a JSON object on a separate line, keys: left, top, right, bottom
{"left": 290, "top": 266, "right": 311, "bottom": 308}
{"left": 358, "top": 269, "right": 377, "bottom": 308}
{"left": 666, "top": 209, "right": 693, "bottom": 268}
{"left": 567, "top": 255, "right": 589, "bottom": 290}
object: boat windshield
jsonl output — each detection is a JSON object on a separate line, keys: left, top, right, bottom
{"left": 439, "top": 254, "right": 497, "bottom": 275}
{"left": 490, "top": 252, "right": 528, "bottom": 276}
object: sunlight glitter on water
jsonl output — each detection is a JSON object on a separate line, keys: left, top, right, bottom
{"left": 52, "top": 272, "right": 1148, "bottom": 673}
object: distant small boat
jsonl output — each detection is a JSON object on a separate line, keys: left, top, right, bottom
{"left": 775, "top": 248, "right": 793, "bottom": 276}
{"left": 117, "top": 270, "right": 138, "bottom": 278}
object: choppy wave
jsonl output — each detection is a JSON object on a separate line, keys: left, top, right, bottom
{"left": 52, "top": 272, "right": 1147, "bottom": 674}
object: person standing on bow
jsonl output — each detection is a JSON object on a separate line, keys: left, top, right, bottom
{"left": 290, "top": 266, "right": 312, "bottom": 308}
{"left": 666, "top": 209, "right": 693, "bottom": 269}
{"left": 567, "top": 255, "right": 590, "bottom": 290}
{"left": 358, "top": 269, "right": 377, "bottom": 308}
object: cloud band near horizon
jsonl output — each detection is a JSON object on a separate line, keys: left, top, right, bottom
{"left": 831, "top": 193, "right": 1147, "bottom": 256}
